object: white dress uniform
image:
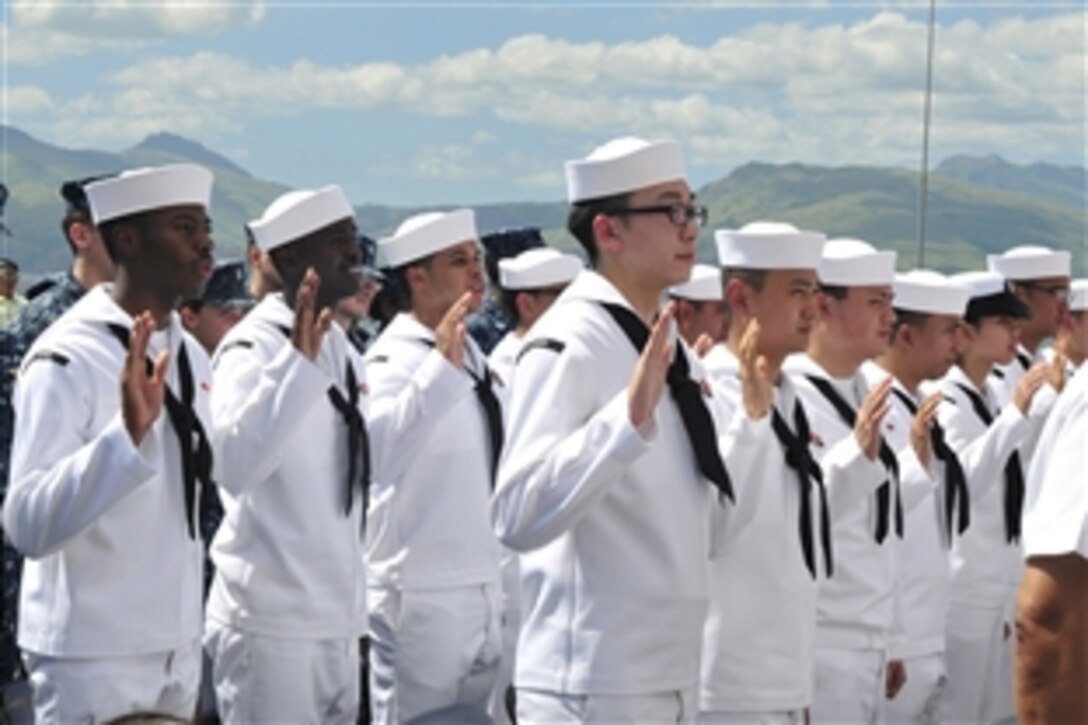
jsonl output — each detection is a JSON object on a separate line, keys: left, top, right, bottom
{"left": 932, "top": 365, "right": 1032, "bottom": 724}
{"left": 493, "top": 271, "right": 761, "bottom": 721}
{"left": 1023, "top": 363, "right": 1088, "bottom": 558}
{"left": 699, "top": 347, "right": 830, "bottom": 723}
{"left": 489, "top": 330, "right": 521, "bottom": 396}
{"left": 3, "top": 285, "right": 208, "bottom": 722}
{"left": 365, "top": 311, "right": 504, "bottom": 723}
{"left": 488, "top": 329, "right": 524, "bottom": 725}
{"left": 204, "top": 292, "right": 368, "bottom": 724}
{"left": 785, "top": 355, "right": 912, "bottom": 725}
{"left": 861, "top": 364, "right": 951, "bottom": 724}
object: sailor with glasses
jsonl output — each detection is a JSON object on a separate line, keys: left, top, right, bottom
{"left": 492, "top": 137, "right": 766, "bottom": 722}
{"left": 986, "top": 246, "right": 1071, "bottom": 409}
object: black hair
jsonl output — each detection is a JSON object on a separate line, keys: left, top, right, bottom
{"left": 817, "top": 283, "right": 849, "bottom": 300}
{"left": 890, "top": 308, "right": 929, "bottom": 338}
{"left": 722, "top": 267, "right": 767, "bottom": 293}
{"left": 566, "top": 192, "right": 631, "bottom": 268}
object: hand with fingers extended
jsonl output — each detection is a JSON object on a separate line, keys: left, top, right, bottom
{"left": 856, "top": 376, "right": 893, "bottom": 461}
{"left": 1048, "top": 352, "right": 1068, "bottom": 393}
{"left": 1014, "top": 363, "right": 1050, "bottom": 416}
{"left": 434, "top": 290, "right": 478, "bottom": 369}
{"left": 737, "top": 319, "right": 773, "bottom": 420}
{"left": 911, "top": 392, "right": 943, "bottom": 468}
{"left": 293, "top": 268, "right": 334, "bottom": 361}
{"left": 692, "top": 333, "right": 716, "bottom": 359}
{"left": 122, "top": 312, "right": 169, "bottom": 446}
{"left": 628, "top": 304, "right": 674, "bottom": 431}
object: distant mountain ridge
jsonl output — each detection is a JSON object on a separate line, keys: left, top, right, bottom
{"left": 0, "top": 125, "right": 1083, "bottom": 278}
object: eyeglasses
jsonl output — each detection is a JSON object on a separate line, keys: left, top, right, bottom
{"left": 609, "top": 203, "right": 709, "bottom": 228}
{"left": 1020, "top": 282, "right": 1070, "bottom": 301}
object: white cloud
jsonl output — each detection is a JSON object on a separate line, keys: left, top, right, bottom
{"left": 14, "top": 9, "right": 1085, "bottom": 181}
{"left": 4, "top": 1, "right": 265, "bottom": 64}
{"left": 5, "top": 86, "right": 55, "bottom": 114}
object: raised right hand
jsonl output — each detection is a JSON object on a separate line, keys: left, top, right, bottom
{"left": 1013, "top": 363, "right": 1049, "bottom": 415}
{"left": 855, "top": 376, "right": 892, "bottom": 461}
{"left": 293, "top": 267, "right": 333, "bottom": 361}
{"left": 434, "top": 291, "right": 477, "bottom": 368}
{"left": 122, "top": 311, "right": 169, "bottom": 446}
{"left": 628, "top": 304, "right": 674, "bottom": 431}
{"left": 737, "top": 319, "right": 773, "bottom": 420}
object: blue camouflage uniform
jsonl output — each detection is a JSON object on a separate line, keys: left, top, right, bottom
{"left": 467, "top": 299, "right": 513, "bottom": 356}
{"left": 1, "top": 271, "right": 87, "bottom": 688}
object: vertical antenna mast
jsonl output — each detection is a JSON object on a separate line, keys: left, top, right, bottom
{"left": 918, "top": 0, "right": 938, "bottom": 267}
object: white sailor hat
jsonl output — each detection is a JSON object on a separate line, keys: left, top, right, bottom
{"left": 498, "top": 248, "right": 582, "bottom": 291}
{"left": 668, "top": 264, "right": 723, "bottom": 301}
{"left": 986, "top": 245, "right": 1071, "bottom": 280}
{"left": 564, "top": 137, "right": 686, "bottom": 204}
{"left": 893, "top": 269, "right": 970, "bottom": 316}
{"left": 818, "top": 238, "right": 897, "bottom": 287}
{"left": 950, "top": 271, "right": 1031, "bottom": 320}
{"left": 85, "top": 163, "right": 213, "bottom": 225}
{"left": 1069, "top": 278, "right": 1088, "bottom": 312}
{"left": 378, "top": 208, "right": 477, "bottom": 268}
{"left": 715, "top": 221, "right": 826, "bottom": 270}
{"left": 248, "top": 186, "right": 354, "bottom": 252}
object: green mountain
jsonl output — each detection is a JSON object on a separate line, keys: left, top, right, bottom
{"left": 935, "top": 154, "right": 1085, "bottom": 209}
{"left": 1, "top": 126, "right": 1083, "bottom": 280}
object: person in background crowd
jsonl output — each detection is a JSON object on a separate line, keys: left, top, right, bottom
{"left": 3, "top": 163, "right": 216, "bottom": 722}
{"left": 1, "top": 175, "right": 117, "bottom": 718}
{"left": 468, "top": 227, "right": 546, "bottom": 354}
{"left": 205, "top": 186, "right": 369, "bottom": 724}
{"left": 864, "top": 270, "right": 971, "bottom": 724}
{"left": 365, "top": 209, "right": 504, "bottom": 723}
{"left": 987, "top": 246, "right": 1071, "bottom": 407}
{"left": 668, "top": 263, "right": 729, "bottom": 355}
{"left": 179, "top": 260, "right": 253, "bottom": 356}
{"left": 0, "top": 259, "right": 26, "bottom": 326}
{"left": 934, "top": 271, "right": 1049, "bottom": 724}
{"left": 487, "top": 247, "right": 581, "bottom": 387}
{"left": 335, "top": 234, "right": 384, "bottom": 356}
{"left": 1046, "top": 278, "right": 1088, "bottom": 375}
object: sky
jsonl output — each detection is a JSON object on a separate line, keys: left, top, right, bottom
{"left": 2, "top": 1, "right": 1085, "bottom": 207}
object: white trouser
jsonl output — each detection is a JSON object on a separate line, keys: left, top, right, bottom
{"left": 810, "top": 646, "right": 886, "bottom": 724}
{"left": 885, "top": 651, "right": 945, "bottom": 724}
{"left": 23, "top": 639, "right": 200, "bottom": 724}
{"left": 698, "top": 708, "right": 804, "bottom": 724}
{"left": 518, "top": 687, "right": 695, "bottom": 724}
{"left": 204, "top": 621, "right": 359, "bottom": 725}
{"left": 939, "top": 602, "right": 1010, "bottom": 724}
{"left": 487, "top": 551, "right": 521, "bottom": 725}
{"left": 368, "top": 583, "right": 503, "bottom": 724}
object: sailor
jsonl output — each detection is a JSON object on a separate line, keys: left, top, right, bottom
{"left": 1046, "top": 278, "right": 1088, "bottom": 375}
{"left": 3, "top": 164, "right": 215, "bottom": 722}
{"left": 698, "top": 221, "right": 830, "bottom": 723}
{"left": 932, "top": 271, "right": 1050, "bottom": 724}
{"left": 1, "top": 174, "right": 117, "bottom": 703}
{"left": 783, "top": 238, "right": 912, "bottom": 724}
{"left": 492, "top": 136, "right": 764, "bottom": 722}
{"left": 486, "top": 246, "right": 581, "bottom": 724}
{"left": 1017, "top": 362, "right": 1088, "bottom": 723}
{"left": 204, "top": 186, "right": 369, "bottom": 724}
{"left": 864, "top": 269, "right": 971, "bottom": 723}
{"left": 986, "top": 246, "right": 1071, "bottom": 406}
{"left": 469, "top": 227, "right": 546, "bottom": 354}
{"left": 668, "top": 263, "right": 729, "bottom": 354}
{"left": 364, "top": 209, "right": 504, "bottom": 723}
{"left": 179, "top": 260, "right": 253, "bottom": 356}
{"left": 488, "top": 247, "right": 582, "bottom": 388}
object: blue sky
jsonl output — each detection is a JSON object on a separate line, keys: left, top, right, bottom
{"left": 3, "top": 1, "right": 1084, "bottom": 207}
